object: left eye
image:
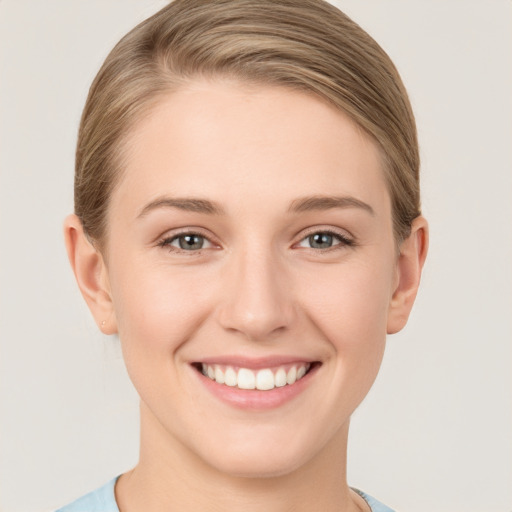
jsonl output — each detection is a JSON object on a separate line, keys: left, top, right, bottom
{"left": 297, "top": 231, "right": 350, "bottom": 249}
{"left": 164, "top": 234, "right": 213, "bottom": 251}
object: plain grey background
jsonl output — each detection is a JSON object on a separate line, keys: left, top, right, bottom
{"left": 1, "top": 1, "right": 511, "bottom": 511}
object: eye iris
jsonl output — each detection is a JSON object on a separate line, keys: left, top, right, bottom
{"left": 179, "top": 234, "right": 204, "bottom": 250}
{"left": 309, "top": 233, "right": 333, "bottom": 249}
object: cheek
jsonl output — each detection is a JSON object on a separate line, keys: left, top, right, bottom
{"left": 295, "top": 258, "right": 394, "bottom": 417}
{"left": 297, "top": 257, "right": 394, "bottom": 348}
{"left": 107, "top": 263, "right": 218, "bottom": 410}
{"left": 108, "top": 260, "right": 214, "bottom": 357}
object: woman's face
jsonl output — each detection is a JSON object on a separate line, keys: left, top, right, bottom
{"left": 102, "top": 81, "right": 401, "bottom": 477}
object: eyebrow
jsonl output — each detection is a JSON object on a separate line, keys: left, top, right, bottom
{"left": 287, "top": 195, "right": 375, "bottom": 215}
{"left": 137, "top": 197, "right": 225, "bottom": 218}
{"left": 137, "top": 194, "right": 374, "bottom": 218}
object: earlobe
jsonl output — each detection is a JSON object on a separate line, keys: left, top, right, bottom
{"left": 63, "top": 214, "right": 117, "bottom": 334}
{"left": 387, "top": 216, "right": 429, "bottom": 334}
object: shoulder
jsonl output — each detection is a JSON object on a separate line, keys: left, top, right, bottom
{"left": 353, "top": 488, "right": 396, "bottom": 512}
{"left": 54, "top": 476, "right": 120, "bottom": 512}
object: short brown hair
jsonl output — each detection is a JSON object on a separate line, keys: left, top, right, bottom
{"left": 75, "top": 0, "right": 420, "bottom": 247}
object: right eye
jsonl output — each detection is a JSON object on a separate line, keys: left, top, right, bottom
{"left": 159, "top": 233, "right": 214, "bottom": 252}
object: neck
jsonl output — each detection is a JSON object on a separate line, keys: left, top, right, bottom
{"left": 116, "top": 401, "right": 362, "bottom": 512}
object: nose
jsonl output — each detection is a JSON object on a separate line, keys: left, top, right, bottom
{"left": 217, "top": 247, "right": 295, "bottom": 341}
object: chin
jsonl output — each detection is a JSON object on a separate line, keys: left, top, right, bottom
{"left": 190, "top": 425, "right": 327, "bottom": 480}
{"left": 208, "top": 448, "right": 308, "bottom": 479}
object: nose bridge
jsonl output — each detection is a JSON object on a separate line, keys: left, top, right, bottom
{"left": 218, "top": 243, "right": 294, "bottom": 340}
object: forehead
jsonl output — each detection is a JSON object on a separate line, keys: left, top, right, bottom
{"left": 112, "top": 80, "right": 390, "bottom": 217}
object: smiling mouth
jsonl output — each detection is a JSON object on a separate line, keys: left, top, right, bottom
{"left": 193, "top": 362, "right": 319, "bottom": 391}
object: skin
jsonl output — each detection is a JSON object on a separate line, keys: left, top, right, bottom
{"left": 65, "top": 80, "right": 428, "bottom": 512}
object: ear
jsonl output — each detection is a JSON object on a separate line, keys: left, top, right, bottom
{"left": 387, "top": 216, "right": 429, "bottom": 334}
{"left": 63, "top": 214, "right": 117, "bottom": 334}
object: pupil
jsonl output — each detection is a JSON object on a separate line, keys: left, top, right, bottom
{"left": 179, "top": 235, "right": 203, "bottom": 250}
{"left": 310, "top": 233, "right": 332, "bottom": 249}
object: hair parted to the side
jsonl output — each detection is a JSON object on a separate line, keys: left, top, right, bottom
{"left": 75, "top": 0, "right": 420, "bottom": 248}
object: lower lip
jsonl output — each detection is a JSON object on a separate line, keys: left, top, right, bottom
{"left": 193, "top": 365, "right": 319, "bottom": 410}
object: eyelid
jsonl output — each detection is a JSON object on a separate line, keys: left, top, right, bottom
{"left": 170, "top": 234, "right": 214, "bottom": 249}
{"left": 156, "top": 227, "right": 221, "bottom": 251}
{"left": 293, "top": 226, "right": 355, "bottom": 249}
{"left": 155, "top": 225, "right": 354, "bottom": 252}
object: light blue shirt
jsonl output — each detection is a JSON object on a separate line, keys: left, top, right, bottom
{"left": 55, "top": 478, "right": 119, "bottom": 512}
{"left": 55, "top": 477, "right": 395, "bottom": 512}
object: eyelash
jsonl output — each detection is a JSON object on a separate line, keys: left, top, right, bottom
{"left": 157, "top": 229, "right": 215, "bottom": 254}
{"left": 296, "top": 228, "right": 355, "bottom": 251}
{"left": 157, "top": 228, "right": 355, "bottom": 254}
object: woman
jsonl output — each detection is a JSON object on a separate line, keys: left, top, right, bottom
{"left": 58, "top": 1, "right": 428, "bottom": 510}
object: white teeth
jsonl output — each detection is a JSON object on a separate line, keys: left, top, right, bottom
{"left": 275, "top": 368, "right": 287, "bottom": 387}
{"left": 286, "top": 366, "right": 297, "bottom": 385}
{"left": 224, "top": 367, "right": 237, "bottom": 387}
{"left": 237, "top": 368, "right": 256, "bottom": 389}
{"left": 256, "top": 369, "right": 275, "bottom": 390}
{"left": 297, "top": 366, "right": 307, "bottom": 379}
{"left": 214, "top": 366, "right": 225, "bottom": 384}
{"left": 200, "top": 363, "right": 311, "bottom": 390}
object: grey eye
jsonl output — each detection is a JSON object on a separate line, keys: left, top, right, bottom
{"left": 160, "top": 231, "right": 215, "bottom": 253}
{"left": 308, "top": 232, "right": 335, "bottom": 249}
{"left": 168, "top": 234, "right": 210, "bottom": 250}
{"left": 297, "top": 230, "right": 352, "bottom": 250}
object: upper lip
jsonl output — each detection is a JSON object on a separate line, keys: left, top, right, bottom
{"left": 193, "top": 355, "right": 317, "bottom": 369}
